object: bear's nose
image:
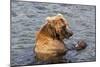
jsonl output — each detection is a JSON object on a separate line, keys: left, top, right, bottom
{"left": 66, "top": 29, "right": 73, "bottom": 37}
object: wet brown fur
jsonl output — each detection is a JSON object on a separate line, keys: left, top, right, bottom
{"left": 34, "top": 14, "right": 73, "bottom": 62}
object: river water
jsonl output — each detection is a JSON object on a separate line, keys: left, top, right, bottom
{"left": 11, "top": 1, "right": 96, "bottom": 66}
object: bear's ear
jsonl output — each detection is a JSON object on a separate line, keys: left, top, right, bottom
{"left": 46, "top": 16, "right": 51, "bottom": 20}
{"left": 46, "top": 16, "right": 52, "bottom": 23}
{"left": 57, "top": 13, "right": 66, "bottom": 21}
{"left": 57, "top": 13, "right": 63, "bottom": 17}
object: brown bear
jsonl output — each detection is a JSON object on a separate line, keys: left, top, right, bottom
{"left": 34, "top": 14, "right": 73, "bottom": 63}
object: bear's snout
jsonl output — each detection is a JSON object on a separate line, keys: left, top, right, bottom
{"left": 65, "top": 29, "right": 73, "bottom": 39}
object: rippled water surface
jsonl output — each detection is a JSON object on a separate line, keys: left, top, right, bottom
{"left": 11, "top": 1, "right": 96, "bottom": 66}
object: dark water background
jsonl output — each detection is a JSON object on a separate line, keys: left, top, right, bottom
{"left": 11, "top": 1, "right": 96, "bottom": 66}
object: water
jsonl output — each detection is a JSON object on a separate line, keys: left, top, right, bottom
{"left": 11, "top": 1, "right": 96, "bottom": 66}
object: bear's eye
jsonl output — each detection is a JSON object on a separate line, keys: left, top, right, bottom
{"left": 62, "top": 25, "right": 66, "bottom": 29}
{"left": 60, "top": 18, "right": 64, "bottom": 22}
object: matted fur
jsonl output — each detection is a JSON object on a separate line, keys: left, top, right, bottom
{"left": 34, "top": 14, "right": 73, "bottom": 62}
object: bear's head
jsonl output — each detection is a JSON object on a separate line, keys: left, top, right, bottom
{"left": 39, "top": 14, "right": 73, "bottom": 40}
